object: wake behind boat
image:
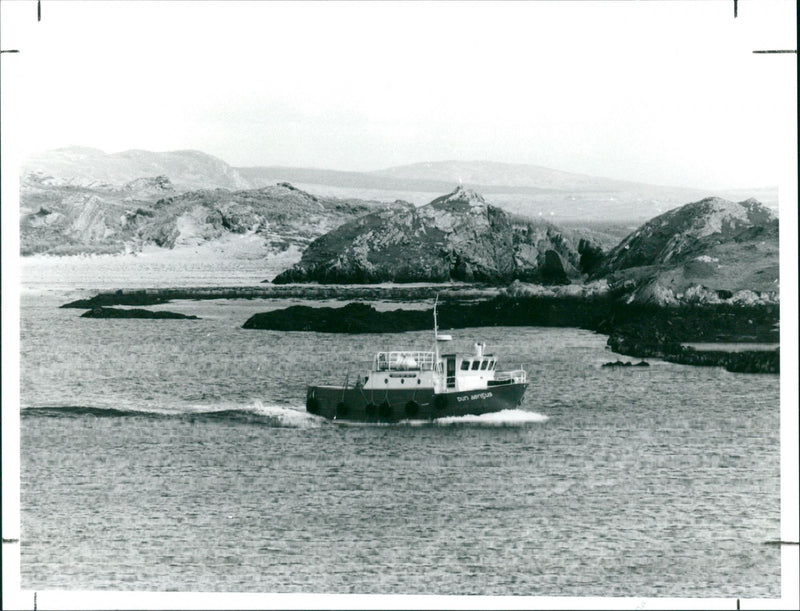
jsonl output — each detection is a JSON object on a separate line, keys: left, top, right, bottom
{"left": 306, "top": 300, "right": 527, "bottom": 422}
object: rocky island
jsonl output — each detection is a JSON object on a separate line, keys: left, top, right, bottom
{"left": 272, "top": 186, "right": 605, "bottom": 285}
{"left": 36, "top": 159, "right": 778, "bottom": 374}
{"left": 81, "top": 307, "right": 199, "bottom": 320}
{"left": 249, "top": 190, "right": 781, "bottom": 374}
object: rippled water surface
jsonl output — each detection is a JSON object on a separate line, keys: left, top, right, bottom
{"left": 19, "top": 280, "right": 780, "bottom": 596}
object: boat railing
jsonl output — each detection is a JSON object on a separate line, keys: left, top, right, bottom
{"left": 374, "top": 351, "right": 435, "bottom": 371}
{"left": 495, "top": 369, "right": 527, "bottom": 384}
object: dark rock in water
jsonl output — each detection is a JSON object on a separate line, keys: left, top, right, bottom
{"left": 242, "top": 295, "right": 779, "bottom": 374}
{"left": 63, "top": 291, "right": 172, "bottom": 308}
{"left": 242, "top": 296, "right": 616, "bottom": 334}
{"left": 243, "top": 303, "right": 430, "bottom": 333}
{"left": 81, "top": 307, "right": 199, "bottom": 319}
{"left": 602, "top": 360, "right": 650, "bottom": 368}
{"left": 602, "top": 360, "right": 632, "bottom": 367}
{"left": 668, "top": 347, "right": 779, "bottom": 374}
{"left": 61, "top": 285, "right": 505, "bottom": 308}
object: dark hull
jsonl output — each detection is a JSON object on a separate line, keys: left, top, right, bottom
{"left": 306, "top": 382, "right": 527, "bottom": 422}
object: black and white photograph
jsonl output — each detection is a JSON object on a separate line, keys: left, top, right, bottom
{"left": 1, "top": 1, "right": 797, "bottom": 609}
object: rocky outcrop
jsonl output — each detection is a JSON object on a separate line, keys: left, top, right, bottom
{"left": 606, "top": 332, "right": 778, "bottom": 374}
{"left": 243, "top": 303, "right": 430, "bottom": 333}
{"left": 80, "top": 307, "right": 199, "bottom": 319}
{"left": 273, "top": 187, "right": 596, "bottom": 284}
{"left": 597, "top": 197, "right": 775, "bottom": 271}
{"left": 602, "top": 360, "right": 650, "bottom": 368}
{"left": 20, "top": 180, "right": 394, "bottom": 256}
{"left": 122, "top": 175, "right": 175, "bottom": 195}
{"left": 594, "top": 197, "right": 779, "bottom": 306}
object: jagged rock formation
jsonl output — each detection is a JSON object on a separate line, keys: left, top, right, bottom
{"left": 273, "top": 187, "right": 601, "bottom": 284}
{"left": 594, "top": 197, "right": 779, "bottom": 306}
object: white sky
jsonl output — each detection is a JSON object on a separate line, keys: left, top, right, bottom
{"left": 0, "top": 0, "right": 796, "bottom": 189}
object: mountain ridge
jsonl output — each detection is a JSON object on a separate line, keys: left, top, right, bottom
{"left": 23, "top": 146, "right": 778, "bottom": 222}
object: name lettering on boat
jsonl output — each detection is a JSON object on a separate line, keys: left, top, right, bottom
{"left": 389, "top": 373, "right": 417, "bottom": 378}
{"left": 457, "top": 391, "right": 494, "bottom": 402}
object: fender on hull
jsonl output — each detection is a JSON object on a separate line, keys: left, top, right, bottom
{"left": 306, "top": 383, "right": 527, "bottom": 422}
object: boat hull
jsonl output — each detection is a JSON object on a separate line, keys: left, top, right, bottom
{"left": 306, "top": 382, "right": 527, "bottom": 422}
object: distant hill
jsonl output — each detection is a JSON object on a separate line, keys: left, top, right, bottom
{"left": 595, "top": 197, "right": 779, "bottom": 305}
{"left": 239, "top": 160, "right": 778, "bottom": 222}
{"left": 373, "top": 160, "right": 644, "bottom": 191}
{"left": 22, "top": 146, "right": 251, "bottom": 192}
{"left": 238, "top": 165, "right": 558, "bottom": 196}
{"left": 273, "top": 186, "right": 603, "bottom": 285}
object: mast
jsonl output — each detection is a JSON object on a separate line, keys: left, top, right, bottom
{"left": 433, "top": 295, "right": 440, "bottom": 364}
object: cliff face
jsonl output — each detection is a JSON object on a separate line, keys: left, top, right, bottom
{"left": 273, "top": 187, "right": 599, "bottom": 284}
{"left": 595, "top": 197, "right": 779, "bottom": 305}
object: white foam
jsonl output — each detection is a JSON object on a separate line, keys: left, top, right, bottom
{"left": 143, "top": 401, "right": 329, "bottom": 427}
{"left": 246, "top": 401, "right": 328, "bottom": 427}
{"left": 332, "top": 409, "right": 549, "bottom": 427}
{"left": 434, "top": 408, "right": 549, "bottom": 425}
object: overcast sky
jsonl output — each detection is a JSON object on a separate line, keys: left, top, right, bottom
{"left": 1, "top": 0, "right": 796, "bottom": 189}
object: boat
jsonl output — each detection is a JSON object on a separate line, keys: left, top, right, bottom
{"left": 305, "top": 299, "right": 528, "bottom": 421}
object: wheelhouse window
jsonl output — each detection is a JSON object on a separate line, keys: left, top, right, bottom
{"left": 480, "top": 359, "right": 489, "bottom": 370}
{"left": 460, "top": 360, "right": 470, "bottom": 370}
{"left": 471, "top": 360, "right": 481, "bottom": 370}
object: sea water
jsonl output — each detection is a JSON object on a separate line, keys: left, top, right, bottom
{"left": 17, "top": 264, "right": 780, "bottom": 596}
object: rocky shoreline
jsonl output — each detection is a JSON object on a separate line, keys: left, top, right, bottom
{"left": 242, "top": 296, "right": 780, "bottom": 374}
{"left": 62, "top": 285, "right": 780, "bottom": 374}
{"left": 60, "top": 284, "right": 502, "bottom": 309}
